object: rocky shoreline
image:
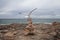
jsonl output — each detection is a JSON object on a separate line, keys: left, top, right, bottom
{"left": 0, "top": 22, "right": 60, "bottom": 40}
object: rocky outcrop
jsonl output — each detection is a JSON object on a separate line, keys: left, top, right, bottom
{"left": 0, "top": 23, "right": 60, "bottom": 40}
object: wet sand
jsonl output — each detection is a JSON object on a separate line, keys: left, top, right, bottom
{"left": 0, "top": 22, "right": 60, "bottom": 40}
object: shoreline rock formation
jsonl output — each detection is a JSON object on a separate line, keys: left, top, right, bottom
{"left": 0, "top": 22, "right": 60, "bottom": 40}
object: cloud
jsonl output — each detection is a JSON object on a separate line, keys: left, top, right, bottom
{"left": 0, "top": 0, "right": 60, "bottom": 18}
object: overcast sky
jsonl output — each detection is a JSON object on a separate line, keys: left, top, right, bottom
{"left": 0, "top": 0, "right": 60, "bottom": 19}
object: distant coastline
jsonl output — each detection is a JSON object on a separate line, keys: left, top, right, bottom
{"left": 0, "top": 18, "right": 60, "bottom": 19}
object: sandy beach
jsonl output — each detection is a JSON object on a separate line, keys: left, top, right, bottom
{"left": 0, "top": 22, "right": 60, "bottom": 40}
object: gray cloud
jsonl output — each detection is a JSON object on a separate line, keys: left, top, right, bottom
{"left": 0, "top": 0, "right": 60, "bottom": 19}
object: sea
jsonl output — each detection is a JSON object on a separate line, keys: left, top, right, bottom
{"left": 0, "top": 19, "right": 60, "bottom": 24}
